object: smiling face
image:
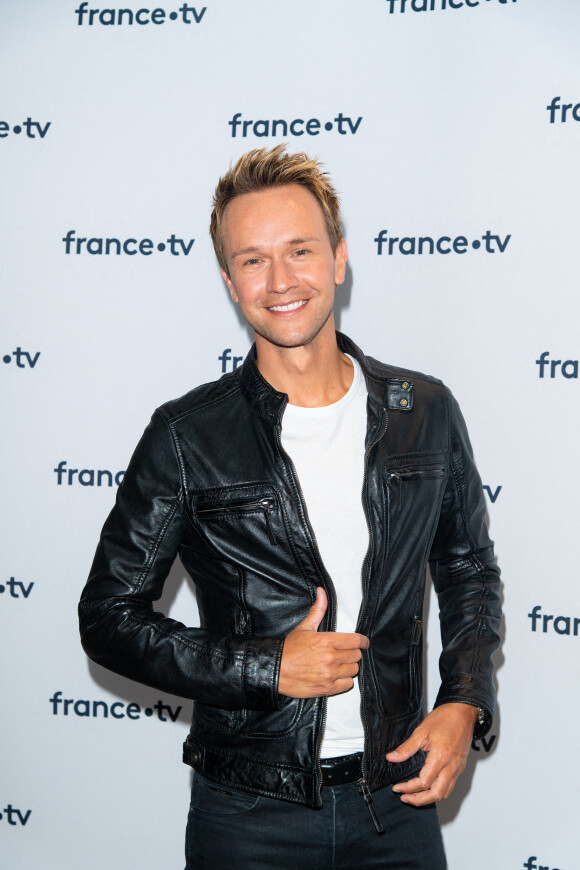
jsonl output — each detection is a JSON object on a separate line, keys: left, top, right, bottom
{"left": 220, "top": 184, "right": 347, "bottom": 353}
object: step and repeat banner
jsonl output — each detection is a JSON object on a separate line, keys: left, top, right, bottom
{"left": 2, "top": 1, "right": 578, "bottom": 868}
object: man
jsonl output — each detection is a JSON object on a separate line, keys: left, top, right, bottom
{"left": 79, "top": 145, "right": 501, "bottom": 869}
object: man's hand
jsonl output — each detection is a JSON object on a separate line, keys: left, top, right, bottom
{"left": 278, "top": 587, "right": 370, "bottom": 699}
{"left": 387, "top": 703, "right": 478, "bottom": 806}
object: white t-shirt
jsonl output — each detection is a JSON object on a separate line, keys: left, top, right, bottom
{"left": 281, "top": 356, "right": 368, "bottom": 757}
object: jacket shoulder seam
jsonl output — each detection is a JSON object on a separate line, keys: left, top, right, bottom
{"left": 153, "top": 408, "right": 188, "bottom": 495}
{"left": 133, "top": 495, "right": 182, "bottom": 593}
{"left": 158, "top": 382, "right": 242, "bottom": 425}
{"left": 363, "top": 356, "right": 445, "bottom": 387}
{"left": 444, "top": 388, "right": 479, "bottom": 554}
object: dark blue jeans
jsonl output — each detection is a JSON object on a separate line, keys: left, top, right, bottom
{"left": 185, "top": 772, "right": 447, "bottom": 869}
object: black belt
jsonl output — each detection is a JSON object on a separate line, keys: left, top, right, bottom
{"left": 320, "top": 752, "right": 363, "bottom": 787}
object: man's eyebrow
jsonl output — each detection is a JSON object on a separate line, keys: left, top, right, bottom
{"left": 231, "top": 246, "right": 261, "bottom": 258}
{"left": 231, "top": 237, "right": 321, "bottom": 258}
{"left": 286, "top": 237, "right": 320, "bottom": 246}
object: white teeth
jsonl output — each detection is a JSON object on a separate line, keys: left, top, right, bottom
{"left": 269, "top": 300, "right": 306, "bottom": 312}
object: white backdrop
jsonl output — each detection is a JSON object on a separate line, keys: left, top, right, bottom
{"left": 2, "top": 1, "right": 579, "bottom": 868}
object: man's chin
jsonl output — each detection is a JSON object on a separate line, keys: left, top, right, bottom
{"left": 253, "top": 314, "right": 335, "bottom": 351}
{"left": 257, "top": 334, "right": 310, "bottom": 350}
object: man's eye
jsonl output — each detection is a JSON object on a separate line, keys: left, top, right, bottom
{"left": 294, "top": 249, "right": 309, "bottom": 257}
{"left": 244, "top": 258, "right": 260, "bottom": 266}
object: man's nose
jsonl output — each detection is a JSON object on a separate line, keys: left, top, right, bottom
{"left": 268, "top": 257, "right": 297, "bottom": 294}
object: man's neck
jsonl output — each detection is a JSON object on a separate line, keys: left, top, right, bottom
{"left": 255, "top": 326, "right": 353, "bottom": 408}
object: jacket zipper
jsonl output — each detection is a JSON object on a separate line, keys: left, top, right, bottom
{"left": 387, "top": 468, "right": 445, "bottom": 511}
{"left": 357, "top": 405, "right": 388, "bottom": 834}
{"left": 197, "top": 497, "right": 277, "bottom": 545}
{"left": 387, "top": 467, "right": 445, "bottom": 479}
{"left": 275, "top": 423, "right": 336, "bottom": 808}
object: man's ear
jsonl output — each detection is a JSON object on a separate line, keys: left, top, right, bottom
{"left": 221, "top": 268, "right": 238, "bottom": 303}
{"left": 334, "top": 238, "right": 348, "bottom": 286}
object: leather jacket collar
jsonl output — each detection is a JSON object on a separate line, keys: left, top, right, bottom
{"left": 239, "top": 332, "right": 415, "bottom": 424}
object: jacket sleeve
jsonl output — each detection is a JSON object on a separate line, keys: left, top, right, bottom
{"left": 78, "top": 409, "right": 284, "bottom": 712}
{"left": 428, "top": 388, "right": 502, "bottom": 738}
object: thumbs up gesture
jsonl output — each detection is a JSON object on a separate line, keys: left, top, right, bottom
{"left": 278, "top": 587, "right": 370, "bottom": 699}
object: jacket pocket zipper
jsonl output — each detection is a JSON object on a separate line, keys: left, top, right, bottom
{"left": 196, "top": 497, "right": 278, "bottom": 545}
{"left": 409, "top": 616, "right": 422, "bottom": 708}
{"left": 387, "top": 467, "right": 445, "bottom": 511}
{"left": 387, "top": 466, "right": 445, "bottom": 480}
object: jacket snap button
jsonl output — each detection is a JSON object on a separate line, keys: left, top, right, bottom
{"left": 399, "top": 398, "right": 408, "bottom": 407}
{"left": 402, "top": 382, "right": 409, "bottom": 390}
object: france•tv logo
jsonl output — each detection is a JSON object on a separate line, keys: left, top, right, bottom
{"left": 384, "top": 0, "right": 517, "bottom": 13}
{"left": 535, "top": 352, "right": 578, "bottom": 379}
{"left": 0, "top": 118, "right": 50, "bottom": 139}
{"left": 483, "top": 485, "right": 501, "bottom": 504}
{"left": 374, "top": 229, "right": 510, "bottom": 256}
{"left": 523, "top": 858, "right": 565, "bottom": 870}
{"left": 0, "top": 805, "right": 31, "bottom": 826}
{"left": 228, "top": 112, "right": 362, "bottom": 139}
{"left": 0, "top": 577, "right": 34, "bottom": 599}
{"left": 74, "top": 4, "right": 207, "bottom": 25}
{"left": 471, "top": 733, "right": 496, "bottom": 753}
{"left": 49, "top": 691, "right": 182, "bottom": 722}
{"left": 546, "top": 96, "right": 580, "bottom": 124}
{"left": 62, "top": 230, "right": 195, "bottom": 256}
{"left": 528, "top": 605, "right": 579, "bottom": 637}
{"left": 2, "top": 347, "right": 40, "bottom": 369}
{"left": 218, "top": 349, "right": 244, "bottom": 373}
{"left": 54, "top": 461, "right": 125, "bottom": 487}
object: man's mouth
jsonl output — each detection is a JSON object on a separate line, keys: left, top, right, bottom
{"left": 267, "top": 300, "right": 308, "bottom": 313}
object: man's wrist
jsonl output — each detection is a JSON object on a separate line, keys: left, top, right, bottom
{"left": 436, "top": 701, "right": 479, "bottom": 726}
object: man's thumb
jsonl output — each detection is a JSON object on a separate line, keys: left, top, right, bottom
{"left": 300, "top": 587, "right": 328, "bottom": 631}
{"left": 386, "top": 733, "right": 421, "bottom": 763}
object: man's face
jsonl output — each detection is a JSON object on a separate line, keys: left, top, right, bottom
{"left": 220, "top": 184, "right": 347, "bottom": 351}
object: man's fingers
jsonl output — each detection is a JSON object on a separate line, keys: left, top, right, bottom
{"left": 391, "top": 750, "right": 463, "bottom": 805}
{"left": 326, "top": 677, "right": 356, "bottom": 696}
{"left": 293, "top": 589, "right": 369, "bottom": 649}
{"left": 386, "top": 706, "right": 474, "bottom": 804}
{"left": 315, "top": 656, "right": 361, "bottom": 677}
{"left": 392, "top": 774, "right": 430, "bottom": 796}
{"left": 331, "top": 632, "right": 370, "bottom": 650}
{"left": 386, "top": 732, "right": 423, "bottom": 763}
{"left": 334, "top": 662, "right": 361, "bottom": 679}
{"left": 396, "top": 769, "right": 457, "bottom": 806}
{"left": 278, "top": 594, "right": 370, "bottom": 699}
{"left": 392, "top": 758, "right": 439, "bottom": 795}
{"left": 331, "top": 648, "right": 362, "bottom": 665}
{"left": 298, "top": 587, "right": 328, "bottom": 632}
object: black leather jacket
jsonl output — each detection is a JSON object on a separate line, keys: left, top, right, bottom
{"left": 79, "top": 333, "right": 501, "bottom": 808}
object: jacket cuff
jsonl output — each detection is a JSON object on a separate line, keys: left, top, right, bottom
{"left": 242, "top": 636, "right": 285, "bottom": 711}
{"left": 434, "top": 674, "right": 495, "bottom": 738}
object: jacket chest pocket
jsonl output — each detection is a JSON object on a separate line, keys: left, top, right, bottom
{"left": 385, "top": 464, "right": 446, "bottom": 513}
{"left": 191, "top": 486, "right": 286, "bottom": 570}
{"left": 196, "top": 494, "right": 278, "bottom": 545}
